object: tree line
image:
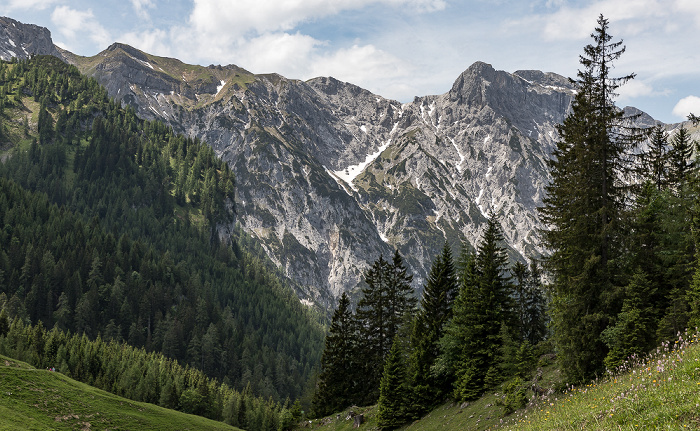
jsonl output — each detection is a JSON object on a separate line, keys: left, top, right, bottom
{"left": 312, "top": 218, "right": 547, "bottom": 428}
{"left": 0, "top": 313, "right": 298, "bottom": 431}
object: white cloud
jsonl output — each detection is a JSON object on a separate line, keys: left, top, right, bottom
{"left": 234, "top": 32, "right": 320, "bottom": 76}
{"left": 2, "top": 0, "right": 58, "bottom": 12}
{"left": 617, "top": 80, "right": 671, "bottom": 101}
{"left": 131, "top": 0, "right": 156, "bottom": 20}
{"left": 516, "top": 0, "right": 672, "bottom": 41}
{"left": 675, "top": 0, "right": 700, "bottom": 25}
{"left": 51, "top": 6, "right": 111, "bottom": 49}
{"left": 672, "top": 95, "right": 700, "bottom": 119}
{"left": 309, "top": 44, "right": 411, "bottom": 87}
{"left": 188, "top": 0, "right": 446, "bottom": 38}
{"left": 119, "top": 29, "right": 174, "bottom": 58}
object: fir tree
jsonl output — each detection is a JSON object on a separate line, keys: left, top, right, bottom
{"left": 539, "top": 15, "right": 644, "bottom": 383}
{"left": 687, "top": 253, "right": 700, "bottom": 330}
{"left": 355, "top": 251, "right": 417, "bottom": 405}
{"left": 437, "top": 215, "right": 514, "bottom": 401}
{"left": 512, "top": 261, "right": 547, "bottom": 346}
{"left": 668, "top": 127, "right": 696, "bottom": 192}
{"left": 311, "top": 293, "right": 357, "bottom": 417}
{"left": 642, "top": 126, "right": 669, "bottom": 190}
{"left": 601, "top": 269, "right": 656, "bottom": 370}
{"left": 376, "top": 337, "right": 410, "bottom": 430}
{"left": 408, "top": 242, "right": 458, "bottom": 415}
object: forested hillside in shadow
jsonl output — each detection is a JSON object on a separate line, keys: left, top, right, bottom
{"left": 0, "top": 55, "right": 323, "bottom": 408}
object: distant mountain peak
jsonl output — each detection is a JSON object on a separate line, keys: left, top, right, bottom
{"left": 513, "top": 69, "right": 574, "bottom": 91}
{"left": 104, "top": 42, "right": 149, "bottom": 59}
{"left": 0, "top": 16, "right": 65, "bottom": 62}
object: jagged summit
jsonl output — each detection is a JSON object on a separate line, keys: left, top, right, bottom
{"left": 514, "top": 69, "right": 573, "bottom": 90}
{"left": 104, "top": 42, "right": 147, "bottom": 56}
{"left": 0, "top": 16, "right": 65, "bottom": 61}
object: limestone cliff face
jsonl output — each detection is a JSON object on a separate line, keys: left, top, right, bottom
{"left": 0, "top": 17, "right": 65, "bottom": 61}
{"left": 4, "top": 17, "right": 696, "bottom": 310}
{"left": 71, "top": 49, "right": 574, "bottom": 305}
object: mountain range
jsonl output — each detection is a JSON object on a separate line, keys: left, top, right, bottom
{"left": 1, "top": 16, "right": 696, "bottom": 310}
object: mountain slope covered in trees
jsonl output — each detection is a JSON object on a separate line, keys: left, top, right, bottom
{"left": 0, "top": 55, "right": 324, "bottom": 407}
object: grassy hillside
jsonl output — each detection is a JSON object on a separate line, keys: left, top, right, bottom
{"left": 501, "top": 330, "right": 700, "bottom": 430}
{"left": 0, "top": 354, "right": 239, "bottom": 431}
{"left": 302, "top": 331, "right": 700, "bottom": 431}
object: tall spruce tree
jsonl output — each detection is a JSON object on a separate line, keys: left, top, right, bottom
{"left": 376, "top": 337, "right": 410, "bottom": 430}
{"left": 512, "top": 261, "right": 547, "bottom": 346}
{"left": 408, "top": 242, "right": 458, "bottom": 415}
{"left": 311, "top": 293, "right": 357, "bottom": 417}
{"left": 539, "top": 15, "right": 643, "bottom": 383}
{"left": 355, "top": 251, "right": 417, "bottom": 405}
{"left": 642, "top": 126, "right": 669, "bottom": 190}
{"left": 437, "top": 215, "right": 514, "bottom": 402}
{"left": 668, "top": 127, "right": 696, "bottom": 193}
{"left": 601, "top": 269, "right": 656, "bottom": 370}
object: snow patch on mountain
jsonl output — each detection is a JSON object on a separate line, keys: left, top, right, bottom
{"left": 333, "top": 140, "right": 391, "bottom": 187}
{"left": 451, "top": 137, "right": 465, "bottom": 172}
{"left": 476, "top": 188, "right": 487, "bottom": 217}
{"left": 216, "top": 80, "right": 226, "bottom": 96}
{"left": 324, "top": 166, "right": 356, "bottom": 195}
{"left": 135, "top": 58, "right": 154, "bottom": 70}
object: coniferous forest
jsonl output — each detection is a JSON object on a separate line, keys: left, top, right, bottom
{"left": 1, "top": 14, "right": 700, "bottom": 431}
{"left": 0, "top": 54, "right": 324, "bottom": 429}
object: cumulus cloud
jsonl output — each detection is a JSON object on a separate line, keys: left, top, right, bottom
{"left": 188, "top": 0, "right": 446, "bottom": 38}
{"left": 234, "top": 32, "right": 321, "bottom": 76}
{"left": 2, "top": 0, "right": 58, "bottom": 12}
{"left": 131, "top": 0, "right": 156, "bottom": 20}
{"left": 309, "top": 44, "right": 411, "bottom": 85}
{"left": 120, "top": 28, "right": 174, "bottom": 58}
{"left": 672, "top": 95, "right": 700, "bottom": 120}
{"left": 51, "top": 6, "right": 111, "bottom": 49}
{"left": 617, "top": 80, "right": 671, "bottom": 101}
{"left": 512, "top": 0, "right": 675, "bottom": 41}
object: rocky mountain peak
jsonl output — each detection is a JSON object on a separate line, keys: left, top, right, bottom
{"left": 0, "top": 16, "right": 65, "bottom": 62}
{"left": 448, "top": 61, "right": 497, "bottom": 105}
{"left": 104, "top": 42, "right": 150, "bottom": 61}
{"left": 513, "top": 69, "right": 573, "bottom": 90}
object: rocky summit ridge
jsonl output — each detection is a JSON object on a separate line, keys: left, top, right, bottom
{"left": 2, "top": 17, "right": 696, "bottom": 311}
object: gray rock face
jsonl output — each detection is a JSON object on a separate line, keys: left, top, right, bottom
{"left": 3, "top": 17, "right": 697, "bottom": 311}
{"left": 74, "top": 53, "right": 575, "bottom": 305}
{"left": 0, "top": 17, "right": 65, "bottom": 61}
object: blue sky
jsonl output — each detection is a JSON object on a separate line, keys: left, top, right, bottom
{"left": 3, "top": 0, "right": 699, "bottom": 123}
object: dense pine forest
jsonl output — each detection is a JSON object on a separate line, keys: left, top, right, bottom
{"left": 310, "top": 15, "right": 700, "bottom": 430}
{"left": 0, "top": 54, "right": 324, "bottom": 428}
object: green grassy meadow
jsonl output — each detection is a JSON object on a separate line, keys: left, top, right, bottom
{"left": 0, "top": 355, "right": 240, "bottom": 431}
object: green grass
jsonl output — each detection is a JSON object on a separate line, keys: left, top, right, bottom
{"left": 501, "top": 331, "right": 700, "bottom": 430}
{"left": 305, "top": 332, "right": 700, "bottom": 431}
{"left": 0, "top": 355, "right": 240, "bottom": 431}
